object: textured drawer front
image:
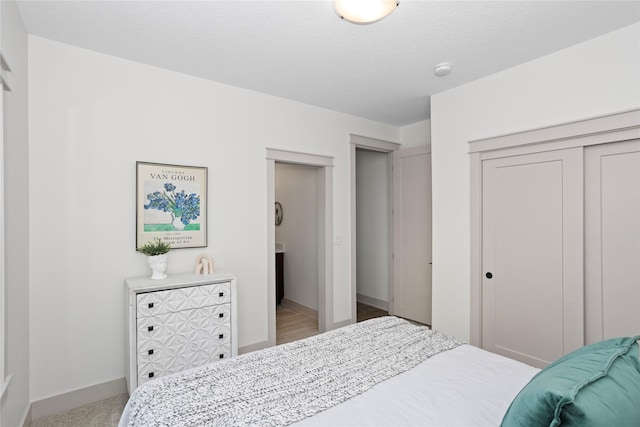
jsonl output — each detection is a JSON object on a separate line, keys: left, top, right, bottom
{"left": 136, "top": 300, "right": 231, "bottom": 386}
{"left": 137, "top": 343, "right": 232, "bottom": 386}
{"left": 137, "top": 282, "right": 231, "bottom": 317}
{"left": 136, "top": 304, "right": 231, "bottom": 353}
{"left": 137, "top": 332, "right": 231, "bottom": 359}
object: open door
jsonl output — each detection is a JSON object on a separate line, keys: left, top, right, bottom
{"left": 392, "top": 145, "right": 432, "bottom": 325}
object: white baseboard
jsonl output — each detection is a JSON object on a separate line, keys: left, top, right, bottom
{"left": 20, "top": 403, "right": 32, "bottom": 427}
{"left": 357, "top": 293, "right": 389, "bottom": 311}
{"left": 281, "top": 298, "right": 318, "bottom": 320}
{"left": 332, "top": 318, "right": 352, "bottom": 329}
{"left": 30, "top": 377, "right": 127, "bottom": 421}
{"left": 239, "top": 340, "right": 269, "bottom": 355}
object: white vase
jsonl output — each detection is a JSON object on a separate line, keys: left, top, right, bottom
{"left": 172, "top": 215, "right": 185, "bottom": 231}
{"left": 147, "top": 253, "right": 168, "bottom": 280}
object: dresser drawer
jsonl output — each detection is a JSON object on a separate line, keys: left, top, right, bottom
{"left": 137, "top": 282, "right": 231, "bottom": 317}
{"left": 137, "top": 342, "right": 232, "bottom": 386}
{"left": 136, "top": 304, "right": 231, "bottom": 352}
{"left": 137, "top": 332, "right": 231, "bottom": 360}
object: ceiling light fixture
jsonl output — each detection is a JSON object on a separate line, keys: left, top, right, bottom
{"left": 334, "top": 0, "right": 399, "bottom": 24}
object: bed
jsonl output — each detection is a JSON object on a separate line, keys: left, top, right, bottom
{"left": 119, "top": 316, "right": 640, "bottom": 427}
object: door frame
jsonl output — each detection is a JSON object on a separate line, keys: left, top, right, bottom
{"left": 349, "top": 134, "right": 400, "bottom": 323}
{"left": 266, "top": 148, "right": 334, "bottom": 347}
{"left": 468, "top": 108, "right": 640, "bottom": 347}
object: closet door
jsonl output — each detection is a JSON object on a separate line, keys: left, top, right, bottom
{"left": 585, "top": 140, "right": 640, "bottom": 344}
{"left": 482, "top": 148, "right": 583, "bottom": 368}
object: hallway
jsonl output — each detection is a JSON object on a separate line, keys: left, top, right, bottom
{"left": 276, "top": 302, "right": 388, "bottom": 345}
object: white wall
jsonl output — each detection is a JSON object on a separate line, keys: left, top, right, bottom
{"left": 355, "top": 149, "right": 388, "bottom": 304}
{"left": 430, "top": 23, "right": 640, "bottom": 341}
{"left": 400, "top": 119, "right": 430, "bottom": 148}
{"left": 275, "top": 163, "right": 319, "bottom": 310}
{"left": 27, "top": 36, "right": 399, "bottom": 400}
{"left": 1, "top": 1, "right": 30, "bottom": 425}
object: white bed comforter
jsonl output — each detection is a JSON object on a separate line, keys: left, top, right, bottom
{"left": 122, "top": 317, "right": 463, "bottom": 426}
{"left": 295, "top": 343, "right": 539, "bottom": 426}
{"left": 120, "top": 317, "right": 538, "bottom": 427}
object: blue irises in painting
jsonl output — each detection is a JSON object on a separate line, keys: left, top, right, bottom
{"left": 145, "top": 183, "right": 201, "bottom": 229}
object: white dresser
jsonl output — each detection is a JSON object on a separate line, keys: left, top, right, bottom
{"left": 125, "top": 272, "right": 237, "bottom": 393}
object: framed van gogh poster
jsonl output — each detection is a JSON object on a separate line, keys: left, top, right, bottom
{"left": 136, "top": 162, "right": 207, "bottom": 249}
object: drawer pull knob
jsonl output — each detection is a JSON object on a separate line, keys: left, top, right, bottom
{"left": 219, "top": 334, "right": 224, "bottom": 339}
{"left": 148, "top": 303, "right": 154, "bottom": 308}
{"left": 148, "top": 326, "right": 154, "bottom": 332}
{"left": 148, "top": 349, "right": 154, "bottom": 355}
{"left": 219, "top": 354, "right": 224, "bottom": 359}
{"left": 149, "top": 372, "right": 154, "bottom": 378}
{"left": 219, "top": 313, "right": 224, "bottom": 318}
{"left": 219, "top": 292, "right": 224, "bottom": 297}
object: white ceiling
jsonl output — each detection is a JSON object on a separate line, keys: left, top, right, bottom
{"left": 15, "top": 1, "right": 640, "bottom": 126}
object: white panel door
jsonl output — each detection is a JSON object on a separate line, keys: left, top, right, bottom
{"left": 392, "top": 146, "right": 431, "bottom": 325}
{"left": 585, "top": 139, "right": 640, "bottom": 343}
{"left": 482, "top": 148, "right": 583, "bottom": 368}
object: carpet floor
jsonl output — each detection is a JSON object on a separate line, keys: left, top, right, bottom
{"left": 30, "top": 394, "right": 128, "bottom": 427}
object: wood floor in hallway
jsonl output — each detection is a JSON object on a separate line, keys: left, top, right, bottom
{"left": 276, "top": 302, "right": 388, "bottom": 345}
{"left": 356, "top": 302, "right": 389, "bottom": 322}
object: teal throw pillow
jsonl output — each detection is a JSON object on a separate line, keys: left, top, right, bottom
{"left": 501, "top": 335, "right": 640, "bottom": 427}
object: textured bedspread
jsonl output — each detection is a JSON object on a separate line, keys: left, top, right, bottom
{"left": 126, "top": 316, "right": 463, "bottom": 427}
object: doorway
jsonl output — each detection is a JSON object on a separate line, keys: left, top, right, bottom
{"left": 266, "top": 149, "right": 334, "bottom": 348}
{"left": 274, "top": 162, "right": 320, "bottom": 344}
{"left": 349, "top": 135, "right": 399, "bottom": 322}
{"left": 355, "top": 148, "right": 392, "bottom": 320}
{"left": 349, "top": 135, "right": 433, "bottom": 326}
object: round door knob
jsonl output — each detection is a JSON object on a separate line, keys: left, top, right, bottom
{"left": 485, "top": 272, "right": 493, "bottom": 279}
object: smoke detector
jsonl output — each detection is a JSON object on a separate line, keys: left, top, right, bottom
{"left": 434, "top": 62, "right": 452, "bottom": 77}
